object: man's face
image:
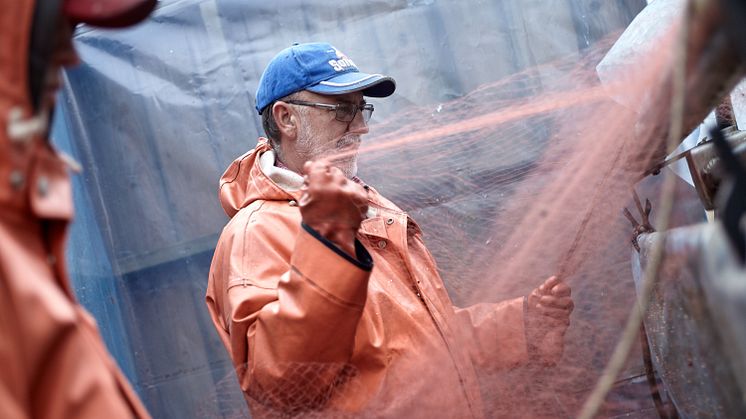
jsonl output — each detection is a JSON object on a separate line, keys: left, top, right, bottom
{"left": 293, "top": 90, "right": 369, "bottom": 178}
{"left": 42, "top": 18, "right": 80, "bottom": 113}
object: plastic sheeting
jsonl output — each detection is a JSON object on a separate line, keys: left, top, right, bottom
{"left": 596, "top": 0, "right": 683, "bottom": 111}
{"left": 51, "top": 0, "right": 648, "bottom": 417}
{"left": 597, "top": 0, "right": 746, "bottom": 188}
{"left": 634, "top": 225, "right": 746, "bottom": 418}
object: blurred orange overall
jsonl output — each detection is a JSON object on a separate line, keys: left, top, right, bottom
{"left": 0, "top": 0, "right": 153, "bottom": 417}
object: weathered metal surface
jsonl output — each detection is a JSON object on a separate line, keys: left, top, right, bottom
{"left": 634, "top": 224, "right": 746, "bottom": 418}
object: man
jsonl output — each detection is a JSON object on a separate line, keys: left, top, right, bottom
{"left": 0, "top": 0, "right": 155, "bottom": 417}
{"left": 206, "top": 42, "right": 574, "bottom": 418}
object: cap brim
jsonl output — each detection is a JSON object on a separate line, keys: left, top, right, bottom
{"left": 63, "top": 0, "right": 157, "bottom": 28}
{"left": 306, "top": 72, "right": 396, "bottom": 98}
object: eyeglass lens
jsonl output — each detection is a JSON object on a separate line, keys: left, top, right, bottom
{"left": 336, "top": 103, "right": 373, "bottom": 123}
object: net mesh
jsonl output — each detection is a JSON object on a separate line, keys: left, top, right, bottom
{"left": 358, "top": 41, "right": 656, "bottom": 418}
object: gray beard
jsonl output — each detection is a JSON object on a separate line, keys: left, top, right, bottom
{"left": 296, "top": 125, "right": 359, "bottom": 178}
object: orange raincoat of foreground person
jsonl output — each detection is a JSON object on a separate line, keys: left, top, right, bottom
{"left": 206, "top": 43, "right": 575, "bottom": 418}
{"left": 0, "top": 0, "right": 155, "bottom": 417}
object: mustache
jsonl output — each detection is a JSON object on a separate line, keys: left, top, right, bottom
{"left": 336, "top": 135, "right": 361, "bottom": 149}
{"left": 330, "top": 135, "right": 361, "bottom": 160}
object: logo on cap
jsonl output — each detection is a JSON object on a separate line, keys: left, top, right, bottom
{"left": 328, "top": 48, "right": 357, "bottom": 72}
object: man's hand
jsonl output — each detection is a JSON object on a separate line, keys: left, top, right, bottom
{"left": 298, "top": 160, "right": 369, "bottom": 257}
{"left": 525, "top": 276, "right": 574, "bottom": 366}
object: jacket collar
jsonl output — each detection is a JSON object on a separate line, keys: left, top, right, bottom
{"left": 219, "top": 139, "right": 298, "bottom": 218}
{"left": 258, "top": 149, "right": 304, "bottom": 191}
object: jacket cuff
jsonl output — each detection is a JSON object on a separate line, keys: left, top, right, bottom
{"left": 501, "top": 296, "right": 529, "bottom": 365}
{"left": 301, "top": 223, "right": 373, "bottom": 271}
{"left": 293, "top": 224, "right": 372, "bottom": 307}
{"left": 523, "top": 295, "right": 539, "bottom": 361}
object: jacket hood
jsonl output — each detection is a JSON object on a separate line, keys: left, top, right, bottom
{"left": 219, "top": 139, "right": 304, "bottom": 218}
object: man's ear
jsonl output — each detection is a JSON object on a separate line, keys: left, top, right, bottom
{"left": 273, "top": 101, "right": 297, "bottom": 140}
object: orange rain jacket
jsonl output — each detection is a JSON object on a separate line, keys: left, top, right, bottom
{"left": 206, "top": 140, "right": 530, "bottom": 418}
{"left": 0, "top": 2, "right": 150, "bottom": 418}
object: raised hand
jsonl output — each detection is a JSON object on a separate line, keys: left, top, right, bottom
{"left": 299, "top": 160, "right": 369, "bottom": 256}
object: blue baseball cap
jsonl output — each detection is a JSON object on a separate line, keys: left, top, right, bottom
{"left": 255, "top": 42, "right": 396, "bottom": 114}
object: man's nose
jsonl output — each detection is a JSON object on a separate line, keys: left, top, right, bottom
{"left": 347, "top": 109, "right": 370, "bottom": 134}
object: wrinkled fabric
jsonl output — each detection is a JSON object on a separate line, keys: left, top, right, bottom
{"left": 0, "top": 1, "right": 150, "bottom": 417}
{"left": 206, "top": 139, "right": 529, "bottom": 418}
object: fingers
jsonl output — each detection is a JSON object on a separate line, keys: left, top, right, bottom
{"left": 303, "top": 160, "right": 364, "bottom": 192}
{"left": 539, "top": 295, "right": 574, "bottom": 311}
{"left": 341, "top": 179, "right": 369, "bottom": 218}
{"left": 350, "top": 188, "right": 369, "bottom": 215}
{"left": 529, "top": 275, "right": 574, "bottom": 326}
{"left": 538, "top": 275, "right": 571, "bottom": 297}
{"left": 303, "top": 161, "right": 350, "bottom": 195}
{"left": 529, "top": 294, "right": 572, "bottom": 317}
{"left": 302, "top": 160, "right": 313, "bottom": 174}
{"left": 299, "top": 159, "right": 369, "bottom": 235}
{"left": 550, "top": 281, "right": 571, "bottom": 297}
{"left": 303, "top": 159, "right": 336, "bottom": 185}
{"left": 535, "top": 305, "right": 572, "bottom": 324}
{"left": 539, "top": 276, "right": 560, "bottom": 293}
{"left": 527, "top": 278, "right": 573, "bottom": 363}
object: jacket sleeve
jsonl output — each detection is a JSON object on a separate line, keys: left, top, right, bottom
{"left": 207, "top": 209, "right": 372, "bottom": 412}
{"left": 454, "top": 297, "right": 529, "bottom": 372}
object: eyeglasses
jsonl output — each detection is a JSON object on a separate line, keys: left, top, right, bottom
{"left": 285, "top": 100, "right": 374, "bottom": 123}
